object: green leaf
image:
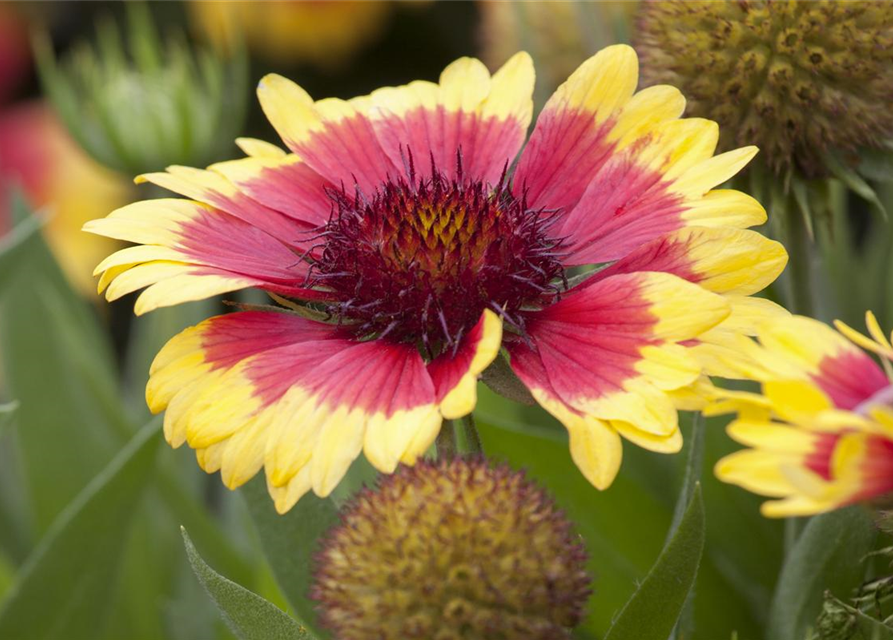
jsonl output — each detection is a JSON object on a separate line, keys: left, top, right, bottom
{"left": 826, "top": 152, "right": 888, "bottom": 219}
{"left": 850, "top": 608, "right": 893, "bottom": 639}
{"left": 241, "top": 476, "right": 339, "bottom": 638}
{"left": 0, "top": 418, "right": 160, "bottom": 640}
{"left": 767, "top": 506, "right": 876, "bottom": 640}
{"left": 0, "top": 198, "right": 125, "bottom": 532}
{"left": 604, "top": 485, "right": 706, "bottom": 640}
{"left": 0, "top": 197, "right": 44, "bottom": 293}
{"left": 182, "top": 528, "right": 314, "bottom": 640}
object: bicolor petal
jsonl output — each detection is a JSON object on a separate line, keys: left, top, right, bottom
{"left": 148, "top": 311, "right": 445, "bottom": 512}
{"left": 514, "top": 45, "right": 639, "bottom": 217}
{"left": 211, "top": 154, "right": 335, "bottom": 227}
{"left": 506, "top": 340, "right": 623, "bottom": 489}
{"left": 427, "top": 309, "right": 503, "bottom": 420}
{"left": 757, "top": 316, "right": 890, "bottom": 411}
{"left": 505, "top": 272, "right": 726, "bottom": 489}
{"left": 716, "top": 418, "right": 893, "bottom": 517}
{"left": 136, "top": 165, "right": 306, "bottom": 238}
{"left": 514, "top": 272, "right": 727, "bottom": 436}
{"left": 257, "top": 73, "right": 399, "bottom": 192}
{"left": 513, "top": 46, "right": 762, "bottom": 266}
{"left": 587, "top": 226, "right": 788, "bottom": 297}
{"left": 85, "top": 199, "right": 324, "bottom": 314}
{"left": 365, "top": 52, "right": 535, "bottom": 185}
{"left": 715, "top": 313, "right": 893, "bottom": 517}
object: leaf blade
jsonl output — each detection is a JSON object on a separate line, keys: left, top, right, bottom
{"left": 0, "top": 418, "right": 160, "bottom": 640}
{"left": 182, "top": 528, "right": 314, "bottom": 640}
{"left": 604, "top": 485, "right": 706, "bottom": 640}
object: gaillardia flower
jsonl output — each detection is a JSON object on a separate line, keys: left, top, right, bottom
{"left": 636, "top": 1, "right": 893, "bottom": 177}
{"left": 713, "top": 312, "right": 893, "bottom": 517}
{"left": 86, "top": 45, "right": 786, "bottom": 512}
{"left": 311, "top": 458, "right": 591, "bottom": 640}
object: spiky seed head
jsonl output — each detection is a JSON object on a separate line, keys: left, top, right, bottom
{"left": 635, "top": 0, "right": 893, "bottom": 178}
{"left": 311, "top": 457, "right": 592, "bottom": 640}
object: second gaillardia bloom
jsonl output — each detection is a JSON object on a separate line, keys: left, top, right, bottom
{"left": 86, "top": 45, "right": 786, "bottom": 512}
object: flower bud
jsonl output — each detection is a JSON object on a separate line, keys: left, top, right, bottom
{"left": 312, "top": 457, "right": 591, "bottom": 640}
{"left": 35, "top": 3, "right": 248, "bottom": 176}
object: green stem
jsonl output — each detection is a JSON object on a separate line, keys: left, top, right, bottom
{"left": 783, "top": 517, "right": 802, "bottom": 558}
{"left": 784, "top": 204, "right": 815, "bottom": 316}
{"left": 436, "top": 419, "right": 457, "bottom": 460}
{"left": 782, "top": 205, "right": 815, "bottom": 555}
{"left": 668, "top": 413, "right": 706, "bottom": 640}
{"left": 461, "top": 414, "right": 483, "bottom": 455}
{"left": 668, "top": 412, "right": 706, "bottom": 542}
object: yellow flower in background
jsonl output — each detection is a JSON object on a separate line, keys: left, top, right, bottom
{"left": 479, "top": 1, "right": 637, "bottom": 95}
{"left": 0, "top": 103, "right": 130, "bottom": 295}
{"left": 712, "top": 313, "right": 893, "bottom": 517}
{"left": 189, "top": 1, "right": 392, "bottom": 69}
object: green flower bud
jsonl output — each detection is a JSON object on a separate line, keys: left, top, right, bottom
{"left": 311, "top": 457, "right": 591, "bottom": 640}
{"left": 35, "top": 3, "right": 247, "bottom": 176}
{"left": 635, "top": 1, "right": 893, "bottom": 178}
{"left": 815, "top": 593, "right": 857, "bottom": 640}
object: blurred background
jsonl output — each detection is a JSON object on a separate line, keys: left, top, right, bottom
{"left": 0, "top": 2, "right": 891, "bottom": 640}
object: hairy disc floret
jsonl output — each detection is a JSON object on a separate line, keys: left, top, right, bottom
{"left": 636, "top": 0, "right": 893, "bottom": 177}
{"left": 311, "top": 458, "right": 591, "bottom": 640}
{"left": 310, "top": 158, "right": 565, "bottom": 353}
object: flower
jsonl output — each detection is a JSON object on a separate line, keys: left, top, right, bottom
{"left": 86, "top": 45, "right": 787, "bottom": 512}
{"left": 635, "top": 0, "right": 893, "bottom": 178}
{"left": 311, "top": 457, "right": 591, "bottom": 640}
{"left": 712, "top": 312, "right": 893, "bottom": 517}
{"left": 188, "top": 1, "right": 392, "bottom": 69}
{"left": 0, "top": 103, "right": 129, "bottom": 295}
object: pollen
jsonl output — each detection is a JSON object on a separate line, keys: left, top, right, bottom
{"left": 635, "top": 0, "right": 893, "bottom": 177}
{"left": 310, "top": 156, "right": 565, "bottom": 354}
{"left": 311, "top": 457, "right": 592, "bottom": 640}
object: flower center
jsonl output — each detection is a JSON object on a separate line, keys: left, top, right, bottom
{"left": 309, "top": 162, "right": 564, "bottom": 354}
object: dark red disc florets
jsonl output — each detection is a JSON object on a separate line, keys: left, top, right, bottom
{"left": 308, "top": 160, "right": 565, "bottom": 355}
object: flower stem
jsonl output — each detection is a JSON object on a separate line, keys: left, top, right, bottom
{"left": 461, "top": 414, "right": 483, "bottom": 455}
{"left": 782, "top": 203, "right": 815, "bottom": 556}
{"left": 784, "top": 204, "right": 815, "bottom": 316}
{"left": 436, "top": 419, "right": 457, "bottom": 460}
